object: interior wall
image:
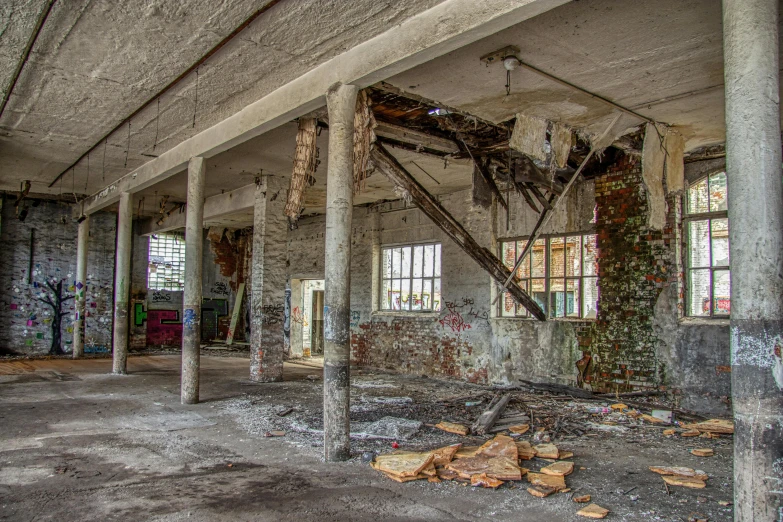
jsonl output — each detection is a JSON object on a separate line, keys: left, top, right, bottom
{"left": 283, "top": 154, "right": 730, "bottom": 415}
{"left": 0, "top": 198, "right": 116, "bottom": 355}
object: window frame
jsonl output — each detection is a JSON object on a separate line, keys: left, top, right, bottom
{"left": 379, "top": 241, "right": 442, "bottom": 313}
{"left": 684, "top": 171, "right": 730, "bottom": 318}
{"left": 498, "top": 232, "right": 598, "bottom": 320}
{"left": 147, "top": 233, "right": 186, "bottom": 291}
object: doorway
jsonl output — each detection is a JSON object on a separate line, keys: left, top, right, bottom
{"left": 298, "top": 279, "right": 324, "bottom": 357}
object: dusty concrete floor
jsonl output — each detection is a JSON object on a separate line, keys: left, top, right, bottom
{"left": 0, "top": 355, "right": 733, "bottom": 521}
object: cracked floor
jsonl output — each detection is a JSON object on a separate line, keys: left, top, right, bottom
{"left": 0, "top": 355, "right": 733, "bottom": 521}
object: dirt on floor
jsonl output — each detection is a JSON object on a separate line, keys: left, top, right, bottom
{"left": 0, "top": 354, "right": 733, "bottom": 521}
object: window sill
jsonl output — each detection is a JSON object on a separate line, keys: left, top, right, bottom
{"left": 678, "top": 316, "right": 730, "bottom": 326}
{"left": 371, "top": 311, "right": 441, "bottom": 320}
{"left": 493, "top": 316, "right": 595, "bottom": 322}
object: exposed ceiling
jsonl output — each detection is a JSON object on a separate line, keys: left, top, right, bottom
{"left": 0, "top": 0, "right": 444, "bottom": 196}
{"left": 385, "top": 0, "right": 783, "bottom": 151}
{"left": 3, "top": 0, "right": 780, "bottom": 229}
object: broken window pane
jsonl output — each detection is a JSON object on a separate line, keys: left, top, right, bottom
{"left": 713, "top": 270, "right": 731, "bottom": 315}
{"left": 688, "top": 269, "right": 711, "bottom": 317}
{"left": 688, "top": 177, "right": 709, "bottom": 214}
{"left": 709, "top": 171, "right": 728, "bottom": 212}
{"left": 434, "top": 244, "right": 441, "bottom": 277}
{"left": 688, "top": 220, "right": 711, "bottom": 268}
{"left": 711, "top": 218, "right": 729, "bottom": 267}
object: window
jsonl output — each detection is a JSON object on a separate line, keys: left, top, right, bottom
{"left": 148, "top": 233, "right": 186, "bottom": 290}
{"left": 499, "top": 234, "right": 598, "bottom": 319}
{"left": 381, "top": 243, "right": 441, "bottom": 311}
{"left": 685, "top": 171, "right": 730, "bottom": 317}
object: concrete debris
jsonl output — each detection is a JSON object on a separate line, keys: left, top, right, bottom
{"left": 527, "top": 471, "right": 567, "bottom": 491}
{"left": 475, "top": 434, "right": 518, "bottom": 459}
{"left": 576, "top": 503, "right": 610, "bottom": 519}
{"left": 356, "top": 416, "right": 422, "bottom": 440}
{"left": 370, "top": 396, "right": 413, "bottom": 405}
{"left": 534, "top": 443, "right": 559, "bottom": 459}
{"left": 649, "top": 466, "right": 708, "bottom": 482}
{"left": 446, "top": 455, "right": 525, "bottom": 481}
{"left": 541, "top": 461, "right": 574, "bottom": 476}
{"left": 662, "top": 475, "right": 707, "bottom": 489}
{"left": 527, "top": 485, "right": 558, "bottom": 497}
{"left": 471, "top": 472, "right": 504, "bottom": 489}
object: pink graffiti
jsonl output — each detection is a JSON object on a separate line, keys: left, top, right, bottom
{"left": 291, "top": 306, "right": 308, "bottom": 326}
{"left": 439, "top": 306, "right": 471, "bottom": 334}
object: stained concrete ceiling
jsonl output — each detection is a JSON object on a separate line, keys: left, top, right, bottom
{"left": 386, "top": 0, "right": 783, "bottom": 151}
{"left": 3, "top": 0, "right": 781, "bottom": 228}
{"left": 0, "top": 0, "right": 444, "bottom": 197}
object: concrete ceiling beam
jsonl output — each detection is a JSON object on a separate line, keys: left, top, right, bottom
{"left": 78, "top": 0, "right": 569, "bottom": 216}
{"left": 137, "top": 182, "right": 256, "bottom": 235}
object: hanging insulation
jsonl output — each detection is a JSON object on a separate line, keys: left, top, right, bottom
{"left": 550, "top": 122, "right": 572, "bottom": 168}
{"left": 509, "top": 114, "right": 547, "bottom": 162}
{"left": 285, "top": 118, "right": 318, "bottom": 229}
{"left": 664, "top": 129, "right": 685, "bottom": 193}
{"left": 353, "top": 90, "right": 377, "bottom": 194}
{"left": 641, "top": 122, "right": 667, "bottom": 231}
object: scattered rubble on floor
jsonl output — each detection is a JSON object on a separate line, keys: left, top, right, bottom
{"left": 577, "top": 503, "right": 611, "bottom": 519}
{"left": 691, "top": 448, "right": 714, "bottom": 457}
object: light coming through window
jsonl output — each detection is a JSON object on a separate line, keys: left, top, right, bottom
{"left": 381, "top": 243, "right": 441, "bottom": 312}
{"left": 148, "top": 233, "right": 186, "bottom": 290}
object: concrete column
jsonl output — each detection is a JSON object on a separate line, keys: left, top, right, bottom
{"left": 723, "top": 0, "right": 783, "bottom": 519}
{"left": 112, "top": 193, "right": 133, "bottom": 374}
{"left": 72, "top": 216, "right": 89, "bottom": 359}
{"left": 323, "top": 83, "right": 358, "bottom": 462}
{"left": 249, "top": 175, "right": 288, "bottom": 381}
{"left": 181, "top": 157, "right": 206, "bottom": 404}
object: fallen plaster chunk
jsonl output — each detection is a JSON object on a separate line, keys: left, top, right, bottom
{"left": 526, "top": 472, "right": 566, "bottom": 491}
{"left": 435, "top": 421, "right": 469, "bottom": 436}
{"left": 573, "top": 495, "right": 592, "bottom": 503}
{"left": 527, "top": 485, "right": 557, "bottom": 498}
{"left": 690, "top": 448, "right": 714, "bottom": 457}
{"left": 510, "top": 114, "right": 548, "bottom": 162}
{"left": 432, "top": 444, "right": 461, "bottom": 467}
{"left": 453, "top": 445, "right": 480, "bottom": 459}
{"left": 577, "top": 503, "right": 610, "bottom": 519}
{"left": 648, "top": 466, "right": 708, "bottom": 481}
{"left": 476, "top": 435, "right": 518, "bottom": 460}
{"left": 541, "top": 461, "right": 574, "bottom": 476}
{"left": 373, "top": 452, "right": 434, "bottom": 478}
{"left": 533, "top": 443, "right": 559, "bottom": 459}
{"left": 680, "top": 419, "right": 734, "bottom": 434}
{"left": 446, "top": 456, "right": 525, "bottom": 481}
{"left": 471, "top": 472, "right": 504, "bottom": 488}
{"left": 664, "top": 129, "right": 685, "bottom": 193}
{"left": 515, "top": 440, "right": 537, "bottom": 460}
{"left": 661, "top": 475, "right": 707, "bottom": 489}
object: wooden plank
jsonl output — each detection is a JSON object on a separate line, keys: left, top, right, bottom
{"left": 225, "top": 282, "right": 245, "bottom": 345}
{"left": 371, "top": 144, "right": 546, "bottom": 320}
{"left": 474, "top": 158, "right": 507, "bottom": 209}
{"left": 471, "top": 394, "right": 511, "bottom": 435}
{"left": 374, "top": 121, "right": 460, "bottom": 155}
{"left": 526, "top": 183, "right": 553, "bottom": 211}
{"left": 515, "top": 156, "right": 564, "bottom": 194}
{"left": 516, "top": 182, "right": 541, "bottom": 213}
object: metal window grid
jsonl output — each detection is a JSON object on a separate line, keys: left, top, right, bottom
{"left": 148, "top": 233, "right": 186, "bottom": 290}
{"left": 380, "top": 242, "right": 442, "bottom": 312}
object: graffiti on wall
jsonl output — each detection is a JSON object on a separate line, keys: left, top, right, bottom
{"left": 210, "top": 281, "right": 230, "bottom": 296}
{"left": 261, "top": 304, "right": 285, "bottom": 326}
{"left": 291, "top": 306, "right": 308, "bottom": 327}
{"left": 151, "top": 290, "right": 172, "bottom": 303}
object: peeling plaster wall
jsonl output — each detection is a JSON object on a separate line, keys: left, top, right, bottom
{"left": 0, "top": 198, "right": 115, "bottom": 354}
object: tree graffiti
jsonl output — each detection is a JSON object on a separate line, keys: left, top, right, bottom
{"left": 37, "top": 279, "right": 74, "bottom": 355}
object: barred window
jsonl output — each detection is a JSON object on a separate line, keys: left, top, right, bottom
{"left": 381, "top": 243, "right": 441, "bottom": 312}
{"left": 685, "top": 171, "right": 730, "bottom": 317}
{"left": 499, "top": 234, "right": 598, "bottom": 319}
{"left": 148, "top": 233, "right": 186, "bottom": 290}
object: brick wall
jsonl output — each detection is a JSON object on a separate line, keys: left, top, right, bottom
{"left": 0, "top": 199, "right": 116, "bottom": 355}
{"left": 585, "top": 155, "right": 674, "bottom": 392}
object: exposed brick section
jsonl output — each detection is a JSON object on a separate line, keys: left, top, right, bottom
{"left": 351, "top": 318, "right": 487, "bottom": 384}
{"left": 585, "top": 155, "right": 674, "bottom": 392}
